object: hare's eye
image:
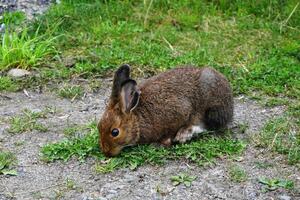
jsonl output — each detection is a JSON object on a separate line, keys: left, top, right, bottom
{"left": 111, "top": 128, "right": 119, "bottom": 137}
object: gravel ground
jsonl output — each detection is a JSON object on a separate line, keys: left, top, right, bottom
{"left": 0, "top": 0, "right": 52, "bottom": 19}
{"left": 0, "top": 81, "right": 299, "bottom": 200}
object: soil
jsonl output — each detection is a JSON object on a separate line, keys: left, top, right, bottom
{"left": 0, "top": 81, "right": 299, "bottom": 200}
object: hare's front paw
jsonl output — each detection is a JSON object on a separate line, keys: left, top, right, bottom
{"left": 174, "top": 124, "right": 206, "bottom": 143}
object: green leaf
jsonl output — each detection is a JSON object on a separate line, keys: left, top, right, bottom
{"left": 171, "top": 176, "right": 181, "bottom": 182}
{"left": 184, "top": 181, "right": 191, "bottom": 187}
{"left": 258, "top": 177, "right": 268, "bottom": 184}
{"left": 172, "top": 181, "right": 180, "bottom": 186}
{"left": 2, "top": 169, "right": 18, "bottom": 176}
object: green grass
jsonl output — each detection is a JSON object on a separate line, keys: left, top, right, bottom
{"left": 228, "top": 165, "right": 247, "bottom": 182}
{"left": 0, "top": 151, "right": 17, "bottom": 176}
{"left": 254, "top": 161, "right": 273, "bottom": 169}
{"left": 41, "top": 122, "right": 100, "bottom": 162}
{"left": 0, "top": 0, "right": 299, "bottom": 100}
{"left": 8, "top": 109, "right": 48, "bottom": 134}
{"left": 0, "top": 26, "right": 59, "bottom": 71}
{"left": 41, "top": 122, "right": 246, "bottom": 173}
{"left": 254, "top": 112, "right": 300, "bottom": 165}
{"left": 63, "top": 124, "right": 87, "bottom": 138}
{"left": 0, "top": 76, "right": 18, "bottom": 91}
{"left": 58, "top": 85, "right": 84, "bottom": 99}
{"left": 263, "top": 97, "right": 290, "bottom": 107}
{"left": 170, "top": 173, "right": 196, "bottom": 187}
{"left": 258, "top": 177, "right": 294, "bottom": 192}
{"left": 0, "top": 11, "right": 26, "bottom": 26}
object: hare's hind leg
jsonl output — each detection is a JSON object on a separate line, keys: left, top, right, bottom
{"left": 174, "top": 122, "right": 206, "bottom": 143}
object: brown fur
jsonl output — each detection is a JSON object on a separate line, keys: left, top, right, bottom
{"left": 98, "top": 65, "right": 233, "bottom": 157}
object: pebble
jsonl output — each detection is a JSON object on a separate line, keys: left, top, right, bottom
{"left": 7, "top": 68, "right": 31, "bottom": 78}
{"left": 278, "top": 195, "right": 291, "bottom": 200}
{"left": 123, "top": 174, "right": 138, "bottom": 183}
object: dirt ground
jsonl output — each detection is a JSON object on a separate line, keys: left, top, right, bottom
{"left": 0, "top": 81, "right": 299, "bottom": 200}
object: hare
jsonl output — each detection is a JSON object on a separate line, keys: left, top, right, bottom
{"left": 98, "top": 64, "right": 233, "bottom": 157}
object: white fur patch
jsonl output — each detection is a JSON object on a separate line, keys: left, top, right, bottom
{"left": 191, "top": 125, "right": 206, "bottom": 134}
{"left": 174, "top": 123, "right": 206, "bottom": 143}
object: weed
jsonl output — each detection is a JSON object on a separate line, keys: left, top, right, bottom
{"left": 14, "top": 141, "right": 25, "bottom": 147}
{"left": 0, "top": 27, "right": 58, "bottom": 71}
{"left": 42, "top": 122, "right": 246, "bottom": 173}
{"left": 264, "top": 97, "right": 289, "bottom": 107}
{"left": 7, "top": 109, "right": 48, "bottom": 134}
{"left": 258, "top": 177, "right": 294, "bottom": 192}
{"left": 0, "top": 151, "right": 17, "bottom": 176}
{"left": 58, "top": 85, "right": 84, "bottom": 100}
{"left": 170, "top": 173, "right": 196, "bottom": 187}
{"left": 88, "top": 79, "right": 102, "bottom": 93}
{"left": 41, "top": 122, "right": 100, "bottom": 162}
{"left": 63, "top": 125, "right": 84, "bottom": 138}
{"left": 254, "top": 161, "right": 273, "bottom": 169}
{"left": 254, "top": 115, "right": 299, "bottom": 165}
{"left": 228, "top": 165, "right": 247, "bottom": 182}
{"left": 1, "top": 11, "right": 26, "bottom": 26}
{"left": 288, "top": 102, "right": 300, "bottom": 124}
{"left": 65, "top": 178, "right": 76, "bottom": 190}
{"left": 0, "top": 76, "right": 18, "bottom": 91}
{"left": 236, "top": 123, "right": 249, "bottom": 134}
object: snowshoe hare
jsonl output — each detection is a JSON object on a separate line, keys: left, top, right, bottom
{"left": 98, "top": 64, "right": 233, "bottom": 157}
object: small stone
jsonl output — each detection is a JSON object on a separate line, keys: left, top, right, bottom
{"left": 278, "top": 195, "right": 291, "bottom": 200}
{"left": 0, "top": 23, "right": 5, "bottom": 33}
{"left": 123, "top": 174, "right": 137, "bottom": 183}
{"left": 105, "top": 193, "right": 117, "bottom": 199}
{"left": 7, "top": 68, "right": 31, "bottom": 78}
{"left": 81, "top": 196, "right": 88, "bottom": 200}
{"left": 31, "top": 108, "right": 42, "bottom": 113}
{"left": 107, "top": 189, "right": 117, "bottom": 194}
{"left": 97, "top": 197, "right": 108, "bottom": 200}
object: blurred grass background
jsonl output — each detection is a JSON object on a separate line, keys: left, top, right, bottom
{"left": 0, "top": 0, "right": 299, "bottom": 98}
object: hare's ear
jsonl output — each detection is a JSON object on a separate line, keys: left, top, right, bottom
{"left": 111, "top": 64, "right": 130, "bottom": 104}
{"left": 120, "top": 79, "right": 141, "bottom": 113}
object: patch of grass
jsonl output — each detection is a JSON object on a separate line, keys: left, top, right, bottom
{"left": 7, "top": 109, "right": 48, "bottom": 134}
{"left": 288, "top": 102, "right": 300, "bottom": 124}
{"left": 63, "top": 125, "right": 86, "bottom": 138}
{"left": 254, "top": 115, "right": 299, "bottom": 165}
{"left": 0, "top": 0, "right": 297, "bottom": 99}
{"left": 228, "top": 165, "right": 247, "bottom": 182}
{"left": 65, "top": 178, "right": 76, "bottom": 190}
{"left": 41, "top": 122, "right": 100, "bottom": 162}
{"left": 88, "top": 79, "right": 102, "bottom": 93}
{"left": 14, "top": 141, "right": 25, "bottom": 147}
{"left": 0, "top": 151, "right": 17, "bottom": 176}
{"left": 0, "top": 27, "right": 59, "bottom": 71}
{"left": 0, "top": 76, "right": 18, "bottom": 91}
{"left": 264, "top": 97, "right": 290, "bottom": 107}
{"left": 58, "top": 85, "right": 84, "bottom": 100}
{"left": 0, "top": 11, "right": 26, "bottom": 26}
{"left": 258, "top": 177, "right": 294, "bottom": 192}
{"left": 254, "top": 161, "right": 273, "bottom": 169}
{"left": 236, "top": 123, "right": 249, "bottom": 134}
{"left": 170, "top": 173, "right": 196, "bottom": 187}
{"left": 41, "top": 122, "right": 246, "bottom": 173}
